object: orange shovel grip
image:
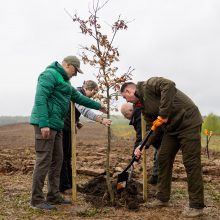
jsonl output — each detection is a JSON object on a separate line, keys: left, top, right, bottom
{"left": 151, "top": 118, "right": 164, "bottom": 131}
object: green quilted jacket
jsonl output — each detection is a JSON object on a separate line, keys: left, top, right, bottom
{"left": 30, "top": 61, "right": 101, "bottom": 130}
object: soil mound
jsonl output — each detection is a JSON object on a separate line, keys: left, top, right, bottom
{"left": 78, "top": 175, "right": 145, "bottom": 210}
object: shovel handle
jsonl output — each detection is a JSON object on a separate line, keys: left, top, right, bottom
{"left": 122, "top": 130, "right": 153, "bottom": 173}
{"left": 139, "top": 130, "right": 153, "bottom": 151}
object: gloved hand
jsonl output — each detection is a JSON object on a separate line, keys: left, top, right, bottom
{"left": 152, "top": 116, "right": 168, "bottom": 131}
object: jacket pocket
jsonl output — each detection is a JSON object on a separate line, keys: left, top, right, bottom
{"left": 35, "top": 134, "right": 53, "bottom": 152}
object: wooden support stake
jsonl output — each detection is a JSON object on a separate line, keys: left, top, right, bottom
{"left": 141, "top": 114, "right": 147, "bottom": 201}
{"left": 71, "top": 102, "right": 77, "bottom": 201}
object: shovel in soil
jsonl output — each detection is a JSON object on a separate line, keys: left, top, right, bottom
{"left": 116, "top": 119, "right": 164, "bottom": 193}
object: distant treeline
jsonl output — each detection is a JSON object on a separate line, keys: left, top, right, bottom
{"left": 202, "top": 113, "right": 220, "bottom": 135}
{"left": 0, "top": 115, "right": 126, "bottom": 126}
{"left": 0, "top": 114, "right": 219, "bottom": 135}
{"left": 0, "top": 116, "right": 30, "bottom": 126}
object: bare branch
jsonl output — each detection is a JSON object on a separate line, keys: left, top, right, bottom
{"left": 93, "top": 1, "right": 101, "bottom": 52}
{"left": 64, "top": 8, "right": 75, "bottom": 19}
{"left": 71, "top": 0, "right": 133, "bottom": 108}
{"left": 110, "top": 92, "right": 121, "bottom": 97}
{"left": 97, "top": 0, "right": 110, "bottom": 11}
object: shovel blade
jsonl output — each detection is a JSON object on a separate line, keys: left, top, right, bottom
{"left": 117, "top": 171, "right": 129, "bottom": 192}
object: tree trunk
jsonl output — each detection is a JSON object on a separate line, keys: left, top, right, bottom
{"left": 71, "top": 102, "right": 77, "bottom": 201}
{"left": 105, "top": 87, "right": 114, "bottom": 204}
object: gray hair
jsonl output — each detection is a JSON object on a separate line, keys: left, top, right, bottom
{"left": 83, "top": 80, "right": 98, "bottom": 90}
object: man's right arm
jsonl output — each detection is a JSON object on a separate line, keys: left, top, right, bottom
{"left": 71, "top": 87, "right": 102, "bottom": 111}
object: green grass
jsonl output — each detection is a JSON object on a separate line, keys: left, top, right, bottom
{"left": 111, "top": 116, "right": 135, "bottom": 138}
{"left": 0, "top": 184, "right": 5, "bottom": 194}
{"left": 111, "top": 123, "right": 135, "bottom": 138}
{"left": 77, "top": 208, "right": 98, "bottom": 217}
{"left": 205, "top": 183, "right": 220, "bottom": 203}
{"left": 171, "top": 188, "right": 187, "bottom": 200}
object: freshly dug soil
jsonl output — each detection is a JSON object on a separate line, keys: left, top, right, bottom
{"left": 78, "top": 175, "right": 145, "bottom": 210}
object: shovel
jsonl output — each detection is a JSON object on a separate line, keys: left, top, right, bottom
{"left": 128, "top": 164, "right": 134, "bottom": 182}
{"left": 116, "top": 119, "right": 163, "bottom": 193}
{"left": 116, "top": 130, "right": 152, "bottom": 192}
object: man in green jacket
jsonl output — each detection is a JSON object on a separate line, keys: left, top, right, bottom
{"left": 120, "top": 77, "right": 204, "bottom": 218}
{"left": 30, "top": 55, "right": 106, "bottom": 210}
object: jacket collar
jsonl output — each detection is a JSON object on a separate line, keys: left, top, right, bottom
{"left": 136, "top": 81, "right": 145, "bottom": 103}
{"left": 77, "top": 87, "right": 86, "bottom": 95}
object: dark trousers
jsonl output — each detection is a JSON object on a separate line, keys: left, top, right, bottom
{"left": 151, "top": 148, "right": 158, "bottom": 176}
{"left": 156, "top": 126, "right": 204, "bottom": 209}
{"left": 31, "top": 125, "right": 63, "bottom": 205}
{"left": 59, "top": 129, "right": 72, "bottom": 192}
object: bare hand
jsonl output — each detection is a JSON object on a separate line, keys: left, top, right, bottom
{"left": 101, "top": 118, "right": 112, "bottom": 127}
{"left": 41, "top": 127, "right": 50, "bottom": 139}
{"left": 134, "top": 145, "right": 143, "bottom": 160}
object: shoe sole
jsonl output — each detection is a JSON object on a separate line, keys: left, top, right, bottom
{"left": 145, "top": 203, "right": 170, "bottom": 208}
{"left": 30, "top": 205, "right": 57, "bottom": 211}
{"left": 47, "top": 201, "right": 72, "bottom": 205}
{"left": 182, "top": 212, "right": 203, "bottom": 218}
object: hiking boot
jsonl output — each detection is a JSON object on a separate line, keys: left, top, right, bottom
{"left": 47, "top": 196, "right": 72, "bottom": 205}
{"left": 146, "top": 199, "right": 169, "bottom": 208}
{"left": 30, "top": 201, "right": 57, "bottom": 210}
{"left": 182, "top": 207, "right": 203, "bottom": 218}
{"left": 148, "top": 175, "right": 158, "bottom": 185}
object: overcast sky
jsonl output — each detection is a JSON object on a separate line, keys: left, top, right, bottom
{"left": 0, "top": 0, "right": 219, "bottom": 116}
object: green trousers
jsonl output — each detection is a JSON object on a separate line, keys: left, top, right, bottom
{"left": 156, "top": 126, "right": 204, "bottom": 209}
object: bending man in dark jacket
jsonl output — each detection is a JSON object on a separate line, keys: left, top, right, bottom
{"left": 120, "top": 77, "right": 204, "bottom": 218}
{"left": 60, "top": 80, "right": 111, "bottom": 194}
{"left": 30, "top": 56, "right": 106, "bottom": 210}
{"left": 121, "top": 102, "right": 162, "bottom": 184}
